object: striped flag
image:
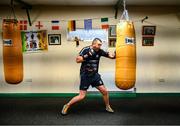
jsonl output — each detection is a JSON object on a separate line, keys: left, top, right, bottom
{"left": 19, "top": 20, "right": 27, "bottom": 30}
{"left": 101, "top": 17, "right": 109, "bottom": 29}
{"left": 51, "top": 20, "right": 60, "bottom": 30}
{"left": 84, "top": 19, "right": 92, "bottom": 30}
{"left": 68, "top": 20, "right": 76, "bottom": 31}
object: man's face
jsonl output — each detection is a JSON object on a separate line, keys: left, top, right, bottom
{"left": 92, "top": 40, "right": 102, "bottom": 51}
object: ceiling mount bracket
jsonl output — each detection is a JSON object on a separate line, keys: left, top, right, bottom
{"left": 114, "top": 0, "right": 123, "bottom": 19}
{"left": 14, "top": 0, "right": 32, "bottom": 26}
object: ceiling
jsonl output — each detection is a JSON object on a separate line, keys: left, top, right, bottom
{"left": 0, "top": 0, "right": 180, "bottom": 6}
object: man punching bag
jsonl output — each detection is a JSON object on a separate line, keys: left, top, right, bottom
{"left": 2, "top": 19, "right": 23, "bottom": 84}
{"left": 115, "top": 0, "right": 136, "bottom": 90}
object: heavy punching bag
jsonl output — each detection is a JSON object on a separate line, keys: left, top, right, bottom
{"left": 2, "top": 19, "right": 23, "bottom": 84}
{"left": 115, "top": 1, "right": 136, "bottom": 90}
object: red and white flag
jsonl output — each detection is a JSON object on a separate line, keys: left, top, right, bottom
{"left": 35, "top": 21, "right": 43, "bottom": 30}
{"left": 51, "top": 20, "right": 60, "bottom": 30}
{"left": 19, "top": 20, "right": 27, "bottom": 30}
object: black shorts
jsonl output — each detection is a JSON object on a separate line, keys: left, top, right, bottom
{"left": 80, "top": 72, "right": 104, "bottom": 90}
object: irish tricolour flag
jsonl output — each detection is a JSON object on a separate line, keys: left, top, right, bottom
{"left": 101, "top": 17, "right": 109, "bottom": 29}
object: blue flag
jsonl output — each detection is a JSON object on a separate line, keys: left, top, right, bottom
{"left": 84, "top": 19, "right": 92, "bottom": 30}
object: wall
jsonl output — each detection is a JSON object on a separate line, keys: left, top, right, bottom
{"left": 0, "top": 5, "right": 180, "bottom": 93}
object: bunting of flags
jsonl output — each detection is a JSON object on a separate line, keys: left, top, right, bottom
{"left": 19, "top": 20, "right": 27, "bottom": 30}
{"left": 13, "top": 17, "right": 110, "bottom": 31}
{"left": 101, "top": 17, "right": 109, "bottom": 29}
{"left": 51, "top": 20, "right": 60, "bottom": 30}
{"left": 68, "top": 20, "right": 76, "bottom": 31}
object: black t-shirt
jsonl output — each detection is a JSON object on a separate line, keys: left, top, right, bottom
{"left": 79, "top": 46, "right": 109, "bottom": 75}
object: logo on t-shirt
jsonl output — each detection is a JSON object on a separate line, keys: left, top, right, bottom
{"left": 96, "top": 55, "right": 99, "bottom": 58}
{"left": 99, "top": 80, "right": 102, "bottom": 84}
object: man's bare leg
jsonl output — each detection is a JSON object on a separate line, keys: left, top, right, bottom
{"left": 67, "top": 90, "right": 87, "bottom": 106}
{"left": 96, "top": 85, "right": 114, "bottom": 113}
{"left": 61, "top": 90, "right": 87, "bottom": 115}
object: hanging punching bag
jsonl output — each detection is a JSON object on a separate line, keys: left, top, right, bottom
{"left": 115, "top": 2, "right": 136, "bottom": 90}
{"left": 2, "top": 19, "right": 23, "bottom": 84}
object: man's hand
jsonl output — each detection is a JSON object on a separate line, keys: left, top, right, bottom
{"left": 82, "top": 48, "right": 95, "bottom": 60}
{"left": 76, "top": 56, "right": 84, "bottom": 63}
{"left": 108, "top": 51, "right": 116, "bottom": 59}
{"left": 76, "top": 48, "right": 96, "bottom": 63}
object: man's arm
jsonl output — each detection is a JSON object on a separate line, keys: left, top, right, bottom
{"left": 101, "top": 49, "right": 116, "bottom": 59}
{"left": 76, "top": 48, "right": 95, "bottom": 63}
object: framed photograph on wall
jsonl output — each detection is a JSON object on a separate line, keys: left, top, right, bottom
{"left": 142, "top": 37, "right": 154, "bottom": 46}
{"left": 142, "top": 26, "right": 156, "bottom": 36}
{"left": 48, "top": 34, "right": 61, "bottom": 45}
{"left": 109, "top": 25, "right": 116, "bottom": 37}
{"left": 108, "top": 38, "right": 116, "bottom": 47}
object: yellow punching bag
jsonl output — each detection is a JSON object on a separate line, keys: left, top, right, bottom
{"left": 115, "top": 20, "right": 136, "bottom": 90}
{"left": 2, "top": 19, "right": 23, "bottom": 84}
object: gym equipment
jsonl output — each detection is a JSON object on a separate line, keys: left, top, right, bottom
{"left": 2, "top": 19, "right": 23, "bottom": 84}
{"left": 115, "top": 0, "right": 136, "bottom": 90}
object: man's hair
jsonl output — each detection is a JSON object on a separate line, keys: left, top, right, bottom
{"left": 92, "top": 38, "right": 102, "bottom": 44}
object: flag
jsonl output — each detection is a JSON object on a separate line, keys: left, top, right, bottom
{"left": 84, "top": 19, "right": 92, "bottom": 30}
{"left": 35, "top": 21, "right": 43, "bottom": 29}
{"left": 19, "top": 20, "right": 27, "bottom": 30}
{"left": 51, "top": 20, "right": 60, "bottom": 30}
{"left": 101, "top": 17, "right": 109, "bottom": 29}
{"left": 68, "top": 20, "right": 76, "bottom": 31}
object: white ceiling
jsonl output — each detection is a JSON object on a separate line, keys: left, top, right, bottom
{"left": 0, "top": 0, "right": 180, "bottom": 6}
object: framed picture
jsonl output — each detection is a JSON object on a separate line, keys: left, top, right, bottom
{"left": 48, "top": 34, "right": 61, "bottom": 45}
{"left": 109, "top": 25, "right": 116, "bottom": 37}
{"left": 142, "top": 37, "right": 154, "bottom": 46}
{"left": 22, "top": 30, "right": 48, "bottom": 52}
{"left": 108, "top": 38, "right": 116, "bottom": 47}
{"left": 142, "top": 26, "right": 156, "bottom": 36}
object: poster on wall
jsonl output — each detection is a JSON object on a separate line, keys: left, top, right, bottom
{"left": 67, "top": 29, "right": 108, "bottom": 51}
{"left": 21, "top": 30, "right": 48, "bottom": 52}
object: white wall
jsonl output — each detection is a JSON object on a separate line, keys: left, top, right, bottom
{"left": 0, "top": 5, "right": 180, "bottom": 93}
